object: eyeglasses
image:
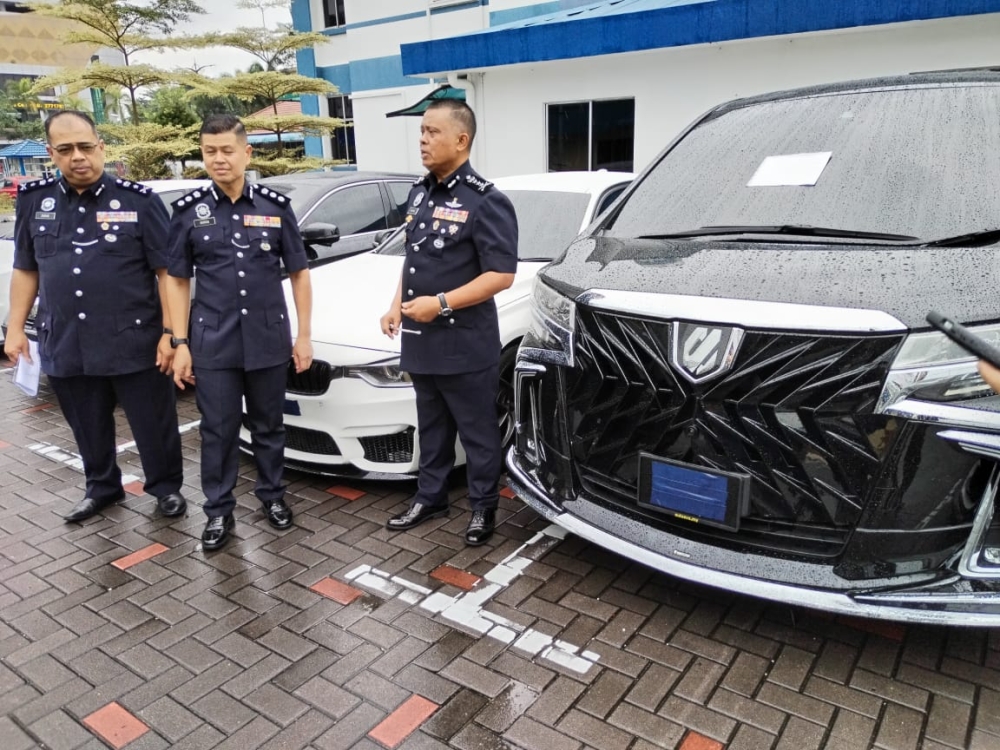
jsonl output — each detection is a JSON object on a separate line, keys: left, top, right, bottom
{"left": 51, "top": 142, "right": 100, "bottom": 156}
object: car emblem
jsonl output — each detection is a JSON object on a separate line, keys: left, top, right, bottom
{"left": 669, "top": 322, "right": 744, "bottom": 384}
{"left": 195, "top": 203, "right": 210, "bottom": 219}
{"left": 41, "top": 197, "right": 56, "bottom": 211}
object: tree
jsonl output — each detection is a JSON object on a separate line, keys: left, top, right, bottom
{"left": 100, "top": 122, "right": 195, "bottom": 180}
{"left": 31, "top": 0, "right": 209, "bottom": 123}
{"left": 142, "top": 85, "right": 198, "bottom": 129}
{"left": 205, "top": 0, "right": 328, "bottom": 73}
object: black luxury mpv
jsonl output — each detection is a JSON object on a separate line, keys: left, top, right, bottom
{"left": 508, "top": 71, "right": 1000, "bottom": 625}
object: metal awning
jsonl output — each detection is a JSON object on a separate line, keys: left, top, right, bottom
{"left": 385, "top": 85, "right": 465, "bottom": 118}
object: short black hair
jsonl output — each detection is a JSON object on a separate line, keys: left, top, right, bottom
{"left": 44, "top": 110, "right": 99, "bottom": 141}
{"left": 427, "top": 99, "right": 477, "bottom": 146}
{"left": 200, "top": 114, "right": 247, "bottom": 140}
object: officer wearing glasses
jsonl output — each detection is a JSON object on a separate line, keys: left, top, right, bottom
{"left": 5, "top": 110, "right": 188, "bottom": 523}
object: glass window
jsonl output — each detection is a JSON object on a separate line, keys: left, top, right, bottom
{"left": 307, "top": 183, "right": 388, "bottom": 236}
{"left": 595, "top": 184, "right": 629, "bottom": 216}
{"left": 323, "top": 0, "right": 346, "bottom": 28}
{"left": 547, "top": 99, "right": 635, "bottom": 172}
{"left": 387, "top": 181, "right": 413, "bottom": 219}
{"left": 328, "top": 95, "right": 355, "bottom": 164}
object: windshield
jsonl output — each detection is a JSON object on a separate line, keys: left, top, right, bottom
{"left": 608, "top": 85, "right": 1000, "bottom": 241}
{"left": 256, "top": 182, "right": 318, "bottom": 222}
{"left": 375, "top": 189, "right": 591, "bottom": 260}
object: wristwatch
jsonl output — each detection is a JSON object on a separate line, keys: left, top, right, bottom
{"left": 437, "top": 293, "right": 453, "bottom": 316}
{"left": 170, "top": 337, "right": 190, "bottom": 348}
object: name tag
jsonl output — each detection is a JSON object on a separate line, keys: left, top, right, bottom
{"left": 96, "top": 211, "right": 138, "bottom": 223}
{"left": 244, "top": 215, "right": 282, "bottom": 228}
{"left": 35, "top": 211, "right": 56, "bottom": 220}
{"left": 194, "top": 218, "right": 217, "bottom": 227}
{"left": 433, "top": 207, "right": 469, "bottom": 223}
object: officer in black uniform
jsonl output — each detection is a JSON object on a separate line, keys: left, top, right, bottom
{"left": 165, "top": 114, "right": 312, "bottom": 551}
{"left": 380, "top": 100, "right": 517, "bottom": 546}
{"left": 5, "top": 110, "right": 187, "bottom": 522}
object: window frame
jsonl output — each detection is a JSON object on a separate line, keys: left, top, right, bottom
{"left": 300, "top": 181, "right": 390, "bottom": 237}
{"left": 322, "top": 0, "right": 347, "bottom": 29}
{"left": 545, "top": 97, "right": 635, "bottom": 173}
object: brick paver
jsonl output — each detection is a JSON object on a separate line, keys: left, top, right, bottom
{"left": 1, "top": 369, "right": 999, "bottom": 749}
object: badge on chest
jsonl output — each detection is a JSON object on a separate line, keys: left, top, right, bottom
{"left": 96, "top": 211, "right": 138, "bottom": 223}
{"left": 432, "top": 206, "right": 469, "bottom": 223}
{"left": 244, "top": 215, "right": 282, "bottom": 228}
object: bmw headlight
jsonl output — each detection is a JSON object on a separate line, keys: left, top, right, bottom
{"left": 879, "top": 323, "right": 1000, "bottom": 407}
{"left": 345, "top": 360, "right": 412, "bottom": 388}
{"left": 524, "top": 278, "right": 576, "bottom": 366}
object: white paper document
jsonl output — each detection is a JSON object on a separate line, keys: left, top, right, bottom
{"left": 748, "top": 151, "right": 833, "bottom": 187}
{"left": 13, "top": 341, "right": 41, "bottom": 397}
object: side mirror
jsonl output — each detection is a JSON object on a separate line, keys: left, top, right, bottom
{"left": 301, "top": 222, "right": 340, "bottom": 244}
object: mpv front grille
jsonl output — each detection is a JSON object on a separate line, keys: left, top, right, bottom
{"left": 566, "top": 307, "right": 905, "bottom": 558}
{"left": 287, "top": 360, "right": 341, "bottom": 395}
{"left": 360, "top": 428, "right": 415, "bottom": 464}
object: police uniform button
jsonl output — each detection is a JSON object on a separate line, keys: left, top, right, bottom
{"left": 449, "top": 318, "right": 455, "bottom": 325}
{"left": 74, "top": 248, "right": 82, "bottom": 255}
{"left": 429, "top": 201, "right": 434, "bottom": 207}
{"left": 198, "top": 317, "right": 203, "bottom": 322}
{"left": 203, "top": 235, "right": 210, "bottom": 241}
{"left": 419, "top": 223, "right": 425, "bottom": 229}
{"left": 240, "top": 290, "right": 247, "bottom": 297}
{"left": 233, "top": 215, "right": 240, "bottom": 221}
{"left": 241, "top": 309, "right": 248, "bottom": 315}
{"left": 39, "top": 226, "right": 46, "bottom": 232}
{"left": 234, "top": 233, "right": 241, "bottom": 239}
{"left": 262, "top": 231, "right": 269, "bottom": 237}
{"left": 409, "top": 267, "right": 416, "bottom": 274}
{"left": 76, "top": 227, "right": 85, "bottom": 234}
{"left": 73, "top": 268, "right": 81, "bottom": 275}
{"left": 238, "top": 271, "right": 246, "bottom": 278}
{"left": 78, "top": 312, "right": 86, "bottom": 320}
{"left": 75, "top": 290, "right": 83, "bottom": 297}
{"left": 78, "top": 207, "right": 85, "bottom": 213}
{"left": 407, "top": 289, "right": 414, "bottom": 295}
{"left": 135, "top": 319, "right": 141, "bottom": 325}
{"left": 237, "top": 252, "right": 244, "bottom": 259}
{"left": 414, "top": 247, "right": 419, "bottom": 252}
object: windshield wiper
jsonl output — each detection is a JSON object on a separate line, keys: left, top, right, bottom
{"left": 636, "top": 225, "right": 918, "bottom": 242}
{"left": 920, "top": 228, "right": 1000, "bottom": 247}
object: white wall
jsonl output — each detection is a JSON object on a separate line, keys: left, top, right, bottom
{"left": 351, "top": 87, "right": 430, "bottom": 174}
{"left": 467, "top": 13, "right": 1000, "bottom": 178}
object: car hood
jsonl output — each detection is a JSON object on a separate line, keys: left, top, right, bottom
{"left": 293, "top": 253, "right": 541, "bottom": 353}
{"left": 540, "top": 237, "right": 1000, "bottom": 329}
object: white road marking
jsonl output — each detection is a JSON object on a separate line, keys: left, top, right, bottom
{"left": 346, "top": 523, "right": 600, "bottom": 674}
{"left": 115, "top": 419, "right": 201, "bottom": 454}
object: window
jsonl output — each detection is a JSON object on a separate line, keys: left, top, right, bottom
{"left": 328, "top": 95, "right": 355, "bottom": 164}
{"left": 387, "top": 181, "right": 413, "bottom": 220}
{"left": 547, "top": 98, "right": 635, "bottom": 172}
{"left": 323, "top": 0, "right": 346, "bottom": 28}
{"left": 308, "top": 184, "right": 388, "bottom": 236}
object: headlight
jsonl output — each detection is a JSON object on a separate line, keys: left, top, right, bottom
{"left": 524, "top": 278, "right": 576, "bottom": 366}
{"left": 345, "top": 360, "right": 412, "bottom": 388}
{"left": 880, "top": 323, "right": 1000, "bottom": 407}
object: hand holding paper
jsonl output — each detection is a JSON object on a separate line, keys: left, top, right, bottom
{"left": 13, "top": 340, "right": 41, "bottom": 397}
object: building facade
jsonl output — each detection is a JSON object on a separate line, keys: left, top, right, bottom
{"left": 298, "top": 0, "right": 1000, "bottom": 177}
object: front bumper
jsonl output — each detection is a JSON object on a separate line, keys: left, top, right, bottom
{"left": 507, "top": 447, "right": 1000, "bottom": 625}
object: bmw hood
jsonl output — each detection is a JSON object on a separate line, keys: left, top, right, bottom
{"left": 541, "top": 237, "right": 1000, "bottom": 329}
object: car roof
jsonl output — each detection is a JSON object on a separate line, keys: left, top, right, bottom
{"left": 492, "top": 171, "right": 635, "bottom": 195}
{"left": 258, "top": 171, "right": 417, "bottom": 186}
{"left": 714, "top": 70, "right": 1000, "bottom": 116}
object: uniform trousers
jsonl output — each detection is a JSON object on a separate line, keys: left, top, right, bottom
{"left": 193, "top": 363, "right": 287, "bottom": 518}
{"left": 48, "top": 367, "right": 183, "bottom": 502}
{"left": 411, "top": 364, "right": 501, "bottom": 512}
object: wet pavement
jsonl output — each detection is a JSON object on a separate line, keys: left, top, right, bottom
{"left": 0, "top": 357, "right": 998, "bottom": 750}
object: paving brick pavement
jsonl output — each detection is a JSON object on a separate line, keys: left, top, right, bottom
{"left": 1, "top": 358, "right": 999, "bottom": 749}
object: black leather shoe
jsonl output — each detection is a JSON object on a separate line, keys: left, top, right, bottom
{"left": 156, "top": 492, "right": 187, "bottom": 517}
{"left": 263, "top": 499, "right": 293, "bottom": 530}
{"left": 465, "top": 508, "right": 496, "bottom": 546}
{"left": 63, "top": 491, "right": 124, "bottom": 523}
{"left": 202, "top": 515, "right": 234, "bottom": 551}
{"left": 386, "top": 502, "right": 448, "bottom": 531}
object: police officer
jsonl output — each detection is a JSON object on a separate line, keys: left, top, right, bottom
{"left": 380, "top": 100, "right": 517, "bottom": 546}
{"left": 5, "top": 110, "right": 187, "bottom": 522}
{"left": 165, "top": 114, "right": 312, "bottom": 551}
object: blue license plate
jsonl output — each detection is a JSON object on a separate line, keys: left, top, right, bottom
{"left": 637, "top": 453, "right": 749, "bottom": 531}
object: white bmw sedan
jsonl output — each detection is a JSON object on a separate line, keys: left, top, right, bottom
{"left": 243, "top": 171, "right": 634, "bottom": 478}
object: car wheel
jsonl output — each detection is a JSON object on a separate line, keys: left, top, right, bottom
{"left": 497, "top": 344, "right": 518, "bottom": 452}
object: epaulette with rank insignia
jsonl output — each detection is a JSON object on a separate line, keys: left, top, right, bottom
{"left": 465, "top": 173, "right": 493, "bottom": 194}
{"left": 171, "top": 187, "right": 208, "bottom": 214}
{"left": 114, "top": 178, "right": 152, "bottom": 196}
{"left": 255, "top": 185, "right": 290, "bottom": 208}
{"left": 19, "top": 177, "right": 57, "bottom": 194}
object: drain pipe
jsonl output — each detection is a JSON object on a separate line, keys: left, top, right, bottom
{"left": 448, "top": 72, "right": 484, "bottom": 173}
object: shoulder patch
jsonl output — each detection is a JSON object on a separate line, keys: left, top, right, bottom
{"left": 19, "top": 177, "right": 56, "bottom": 194}
{"left": 114, "top": 178, "right": 152, "bottom": 196}
{"left": 170, "top": 188, "right": 203, "bottom": 213}
{"left": 255, "top": 185, "right": 290, "bottom": 207}
{"left": 465, "top": 174, "right": 493, "bottom": 194}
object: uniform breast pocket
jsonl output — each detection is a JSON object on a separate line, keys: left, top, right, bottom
{"left": 248, "top": 227, "right": 281, "bottom": 256}
{"left": 99, "top": 223, "right": 140, "bottom": 255}
{"left": 190, "top": 310, "right": 219, "bottom": 354}
{"left": 424, "top": 233, "right": 457, "bottom": 260}
{"left": 30, "top": 219, "right": 61, "bottom": 258}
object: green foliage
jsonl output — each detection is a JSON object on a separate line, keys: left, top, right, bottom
{"left": 250, "top": 156, "right": 346, "bottom": 177}
{"left": 142, "top": 86, "right": 198, "bottom": 128}
{"left": 99, "top": 122, "right": 198, "bottom": 180}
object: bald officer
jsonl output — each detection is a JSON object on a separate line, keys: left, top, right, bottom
{"left": 5, "top": 110, "right": 187, "bottom": 522}
{"left": 380, "top": 100, "right": 517, "bottom": 546}
{"left": 166, "top": 114, "right": 312, "bottom": 552}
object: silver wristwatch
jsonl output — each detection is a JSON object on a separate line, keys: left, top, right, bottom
{"left": 437, "top": 293, "right": 453, "bottom": 316}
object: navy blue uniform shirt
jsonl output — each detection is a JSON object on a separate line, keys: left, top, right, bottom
{"left": 167, "top": 182, "right": 309, "bottom": 371}
{"left": 13, "top": 174, "right": 170, "bottom": 378}
{"left": 399, "top": 161, "right": 518, "bottom": 375}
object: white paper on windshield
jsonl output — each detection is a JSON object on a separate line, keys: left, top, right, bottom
{"left": 13, "top": 340, "right": 40, "bottom": 397}
{"left": 747, "top": 151, "right": 832, "bottom": 187}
